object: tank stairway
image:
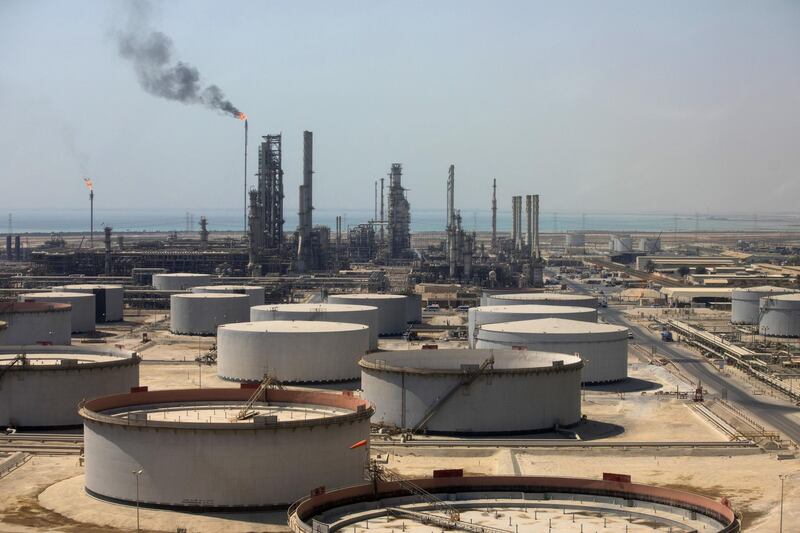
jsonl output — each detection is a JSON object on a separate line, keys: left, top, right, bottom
{"left": 412, "top": 355, "right": 494, "bottom": 433}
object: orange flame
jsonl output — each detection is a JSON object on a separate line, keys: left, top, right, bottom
{"left": 238, "top": 112, "right": 247, "bottom": 121}
{"left": 83, "top": 177, "right": 93, "bottom": 191}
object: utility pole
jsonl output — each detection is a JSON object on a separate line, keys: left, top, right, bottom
{"left": 491, "top": 179, "right": 497, "bottom": 251}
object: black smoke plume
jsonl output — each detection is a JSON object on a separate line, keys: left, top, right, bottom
{"left": 117, "top": 3, "right": 241, "bottom": 117}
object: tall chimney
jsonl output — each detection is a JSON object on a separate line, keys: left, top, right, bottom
{"left": 447, "top": 165, "right": 456, "bottom": 277}
{"left": 512, "top": 196, "right": 522, "bottom": 251}
{"left": 525, "top": 195, "right": 533, "bottom": 256}
{"left": 491, "top": 179, "right": 497, "bottom": 251}
{"left": 300, "top": 130, "right": 313, "bottom": 239}
{"left": 532, "top": 194, "right": 540, "bottom": 259}
{"left": 103, "top": 226, "right": 112, "bottom": 276}
{"left": 14, "top": 235, "right": 21, "bottom": 261}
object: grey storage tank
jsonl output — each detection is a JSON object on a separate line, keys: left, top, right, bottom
{"left": 250, "top": 303, "right": 379, "bottom": 351}
{"left": 759, "top": 294, "right": 800, "bottom": 337}
{"left": 19, "top": 291, "right": 95, "bottom": 333}
{"left": 468, "top": 304, "right": 597, "bottom": 348}
{"left": 191, "top": 285, "right": 265, "bottom": 307}
{"left": 170, "top": 293, "right": 250, "bottom": 335}
{"left": 80, "top": 388, "right": 373, "bottom": 509}
{"left": 52, "top": 284, "right": 124, "bottom": 322}
{"left": 475, "top": 318, "right": 628, "bottom": 383}
{"left": 0, "top": 302, "right": 72, "bottom": 345}
{"left": 0, "top": 345, "right": 139, "bottom": 428}
{"left": 152, "top": 273, "right": 212, "bottom": 290}
{"left": 731, "top": 286, "right": 798, "bottom": 325}
{"left": 327, "top": 294, "right": 408, "bottom": 335}
{"left": 360, "top": 349, "right": 583, "bottom": 434}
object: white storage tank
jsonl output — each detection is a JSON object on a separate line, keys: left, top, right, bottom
{"left": 327, "top": 294, "right": 408, "bottom": 335}
{"left": 152, "top": 273, "right": 212, "bottom": 290}
{"left": 52, "top": 284, "right": 124, "bottom": 322}
{"left": 731, "top": 286, "right": 798, "bottom": 325}
{"left": 80, "top": 388, "right": 373, "bottom": 509}
{"left": 19, "top": 291, "right": 95, "bottom": 333}
{"left": 639, "top": 237, "right": 661, "bottom": 253}
{"left": 217, "top": 321, "right": 369, "bottom": 383}
{"left": 191, "top": 285, "right": 265, "bottom": 307}
{"left": 485, "top": 292, "right": 598, "bottom": 308}
{"left": 170, "top": 294, "right": 250, "bottom": 335}
{"left": 360, "top": 349, "right": 583, "bottom": 434}
{"left": 475, "top": 318, "right": 628, "bottom": 383}
{"left": 0, "top": 302, "right": 72, "bottom": 345}
{"left": 0, "top": 345, "right": 139, "bottom": 428}
{"left": 405, "top": 293, "right": 423, "bottom": 324}
{"left": 610, "top": 235, "right": 633, "bottom": 253}
{"left": 759, "top": 294, "right": 800, "bottom": 337}
{"left": 468, "top": 304, "right": 597, "bottom": 348}
{"left": 250, "top": 303, "right": 379, "bottom": 351}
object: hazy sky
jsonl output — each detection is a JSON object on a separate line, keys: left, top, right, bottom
{"left": 1, "top": 0, "right": 799, "bottom": 215}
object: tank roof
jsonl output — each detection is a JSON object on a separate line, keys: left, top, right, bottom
{"left": 766, "top": 293, "right": 800, "bottom": 302}
{"left": 360, "top": 349, "right": 582, "bottom": 374}
{"left": 0, "top": 301, "right": 71, "bottom": 313}
{"left": 481, "top": 318, "right": 626, "bottom": 335}
{"left": 157, "top": 273, "right": 211, "bottom": 277}
{"left": 332, "top": 293, "right": 406, "bottom": 300}
{"left": 476, "top": 304, "right": 596, "bottom": 314}
{"left": 193, "top": 285, "right": 260, "bottom": 290}
{"left": 0, "top": 345, "right": 137, "bottom": 369}
{"left": 735, "top": 285, "right": 798, "bottom": 293}
{"left": 221, "top": 320, "right": 369, "bottom": 333}
{"left": 80, "top": 388, "right": 373, "bottom": 430}
{"left": 253, "top": 303, "right": 378, "bottom": 313}
{"left": 58, "top": 284, "right": 124, "bottom": 290}
{"left": 22, "top": 291, "right": 94, "bottom": 299}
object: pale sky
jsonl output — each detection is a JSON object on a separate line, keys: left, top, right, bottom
{"left": 1, "top": 0, "right": 799, "bottom": 214}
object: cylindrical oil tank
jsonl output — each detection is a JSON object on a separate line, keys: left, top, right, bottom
{"left": 731, "top": 286, "right": 798, "bottom": 325}
{"left": 327, "top": 294, "right": 408, "bottom": 335}
{"left": 80, "top": 388, "right": 373, "bottom": 509}
{"left": 360, "top": 349, "right": 583, "bottom": 434}
{"left": 0, "top": 302, "right": 72, "bottom": 345}
{"left": 170, "top": 294, "right": 250, "bottom": 335}
{"left": 475, "top": 318, "right": 628, "bottom": 383}
{"left": 468, "top": 305, "right": 597, "bottom": 347}
{"left": 759, "top": 294, "right": 800, "bottom": 337}
{"left": 405, "top": 293, "right": 422, "bottom": 324}
{"left": 610, "top": 235, "right": 633, "bottom": 253}
{"left": 565, "top": 232, "right": 586, "bottom": 248}
{"left": 250, "top": 303, "right": 379, "bottom": 351}
{"left": 191, "top": 285, "right": 265, "bottom": 307}
{"left": 0, "top": 345, "right": 139, "bottom": 428}
{"left": 52, "top": 284, "right": 124, "bottom": 322}
{"left": 19, "top": 291, "right": 95, "bottom": 333}
{"left": 152, "top": 273, "right": 212, "bottom": 290}
{"left": 218, "top": 321, "right": 369, "bottom": 383}
{"left": 485, "top": 292, "right": 598, "bottom": 308}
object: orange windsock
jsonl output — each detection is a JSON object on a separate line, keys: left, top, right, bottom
{"left": 83, "top": 177, "right": 93, "bottom": 191}
{"left": 350, "top": 439, "right": 368, "bottom": 449}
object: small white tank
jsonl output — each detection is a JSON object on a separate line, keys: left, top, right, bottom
{"left": 152, "top": 273, "right": 213, "bottom": 290}
{"left": 476, "top": 318, "right": 628, "bottom": 383}
{"left": 485, "top": 292, "right": 598, "bottom": 308}
{"left": 759, "top": 294, "right": 800, "bottom": 337}
{"left": 731, "top": 286, "right": 798, "bottom": 325}
{"left": 170, "top": 294, "right": 250, "bottom": 335}
{"left": 191, "top": 285, "right": 265, "bottom": 307}
{"left": 217, "top": 320, "right": 369, "bottom": 383}
{"left": 52, "top": 284, "right": 124, "bottom": 322}
{"left": 468, "top": 304, "right": 597, "bottom": 348}
{"left": 327, "top": 294, "right": 408, "bottom": 335}
{"left": 250, "top": 303, "right": 379, "bottom": 350}
{"left": 19, "top": 291, "right": 95, "bottom": 333}
{"left": 0, "top": 302, "right": 72, "bottom": 345}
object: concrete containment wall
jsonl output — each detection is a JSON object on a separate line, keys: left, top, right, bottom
{"left": 0, "top": 303, "right": 72, "bottom": 346}
{"left": 218, "top": 320, "right": 369, "bottom": 382}
{"left": 53, "top": 284, "right": 125, "bottom": 322}
{"left": 467, "top": 305, "right": 597, "bottom": 348}
{"left": 152, "top": 273, "right": 212, "bottom": 290}
{"left": 250, "top": 303, "right": 379, "bottom": 350}
{"left": 475, "top": 318, "right": 628, "bottom": 383}
{"left": 192, "top": 285, "right": 265, "bottom": 307}
{"left": 19, "top": 292, "right": 95, "bottom": 333}
{"left": 327, "top": 294, "right": 408, "bottom": 335}
{"left": 170, "top": 294, "right": 250, "bottom": 335}
{"left": 80, "top": 388, "right": 373, "bottom": 509}
{"left": 360, "top": 349, "right": 582, "bottom": 434}
{"left": 0, "top": 345, "right": 139, "bottom": 427}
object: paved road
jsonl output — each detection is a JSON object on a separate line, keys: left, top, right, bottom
{"left": 552, "top": 271, "right": 800, "bottom": 444}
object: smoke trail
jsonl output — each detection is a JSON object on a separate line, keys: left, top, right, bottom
{"left": 116, "top": 3, "right": 241, "bottom": 117}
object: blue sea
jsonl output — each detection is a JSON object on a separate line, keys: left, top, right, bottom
{"left": 3, "top": 207, "right": 798, "bottom": 234}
